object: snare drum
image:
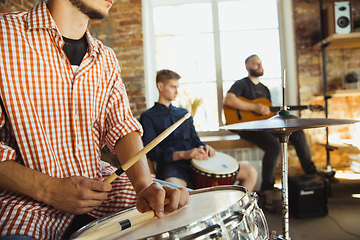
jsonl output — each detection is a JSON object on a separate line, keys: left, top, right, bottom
{"left": 191, "top": 151, "right": 240, "bottom": 189}
{"left": 70, "top": 186, "right": 269, "bottom": 240}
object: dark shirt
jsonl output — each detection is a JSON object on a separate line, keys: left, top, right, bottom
{"left": 228, "top": 77, "right": 271, "bottom": 101}
{"left": 62, "top": 34, "right": 88, "bottom": 66}
{"left": 139, "top": 102, "right": 204, "bottom": 171}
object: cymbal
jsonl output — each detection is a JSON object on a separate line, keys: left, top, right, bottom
{"left": 220, "top": 114, "right": 359, "bottom": 134}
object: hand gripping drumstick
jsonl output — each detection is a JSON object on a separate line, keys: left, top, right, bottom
{"left": 104, "top": 112, "right": 191, "bottom": 184}
{"left": 65, "top": 113, "right": 190, "bottom": 217}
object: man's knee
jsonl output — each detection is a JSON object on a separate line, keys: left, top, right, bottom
{"left": 164, "top": 177, "right": 187, "bottom": 187}
{"left": 238, "top": 164, "right": 258, "bottom": 181}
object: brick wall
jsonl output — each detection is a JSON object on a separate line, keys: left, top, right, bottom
{"left": 0, "top": 0, "right": 38, "bottom": 12}
{"left": 291, "top": 0, "right": 360, "bottom": 174}
{"left": 88, "top": 0, "right": 146, "bottom": 118}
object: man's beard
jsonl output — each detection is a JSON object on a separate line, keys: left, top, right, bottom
{"left": 69, "top": 0, "right": 107, "bottom": 20}
{"left": 249, "top": 68, "right": 264, "bottom": 77}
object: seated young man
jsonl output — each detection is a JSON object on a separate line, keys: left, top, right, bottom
{"left": 140, "top": 69, "right": 257, "bottom": 192}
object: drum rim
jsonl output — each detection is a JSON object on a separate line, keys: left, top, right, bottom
{"left": 190, "top": 163, "right": 240, "bottom": 178}
{"left": 70, "top": 185, "right": 249, "bottom": 240}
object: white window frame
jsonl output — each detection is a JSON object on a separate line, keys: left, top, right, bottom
{"left": 142, "top": 0, "right": 297, "bottom": 133}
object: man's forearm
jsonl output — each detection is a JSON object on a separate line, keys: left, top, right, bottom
{"left": 114, "top": 131, "right": 153, "bottom": 194}
{"left": 0, "top": 160, "right": 53, "bottom": 203}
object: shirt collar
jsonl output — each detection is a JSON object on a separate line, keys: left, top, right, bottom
{"left": 154, "top": 102, "right": 175, "bottom": 111}
{"left": 25, "top": 0, "right": 101, "bottom": 56}
{"left": 26, "top": 0, "right": 57, "bottom": 31}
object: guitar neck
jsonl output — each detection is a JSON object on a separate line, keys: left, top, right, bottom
{"left": 270, "top": 105, "right": 308, "bottom": 112}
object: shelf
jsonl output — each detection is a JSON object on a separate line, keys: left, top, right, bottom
{"left": 313, "top": 32, "right": 360, "bottom": 50}
{"left": 314, "top": 89, "right": 360, "bottom": 100}
{"left": 317, "top": 142, "right": 360, "bottom": 152}
{"left": 325, "top": 89, "right": 360, "bottom": 98}
{"left": 200, "top": 134, "right": 256, "bottom": 150}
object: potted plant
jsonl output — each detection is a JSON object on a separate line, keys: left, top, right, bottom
{"left": 354, "top": 16, "right": 360, "bottom": 32}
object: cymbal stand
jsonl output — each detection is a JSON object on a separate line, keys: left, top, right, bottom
{"left": 276, "top": 69, "right": 291, "bottom": 240}
{"left": 275, "top": 124, "right": 291, "bottom": 240}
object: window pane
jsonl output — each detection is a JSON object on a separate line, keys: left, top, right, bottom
{"left": 174, "top": 82, "right": 219, "bottom": 131}
{"left": 218, "top": 0, "right": 279, "bottom": 31}
{"left": 153, "top": 3, "right": 213, "bottom": 36}
{"left": 219, "top": 0, "right": 282, "bottom": 107}
{"left": 153, "top": 3, "right": 217, "bottom": 131}
{"left": 220, "top": 30, "right": 281, "bottom": 81}
{"left": 155, "top": 34, "right": 216, "bottom": 83}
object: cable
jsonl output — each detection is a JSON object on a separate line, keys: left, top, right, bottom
{"left": 327, "top": 213, "right": 360, "bottom": 238}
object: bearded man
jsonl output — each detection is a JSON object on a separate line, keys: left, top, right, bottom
{"left": 223, "top": 54, "right": 321, "bottom": 212}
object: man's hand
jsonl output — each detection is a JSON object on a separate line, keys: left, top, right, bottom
{"left": 174, "top": 145, "right": 216, "bottom": 161}
{"left": 45, "top": 176, "right": 112, "bottom": 215}
{"left": 253, "top": 103, "right": 271, "bottom": 116}
{"left": 136, "top": 182, "right": 189, "bottom": 218}
{"left": 203, "top": 145, "right": 216, "bottom": 158}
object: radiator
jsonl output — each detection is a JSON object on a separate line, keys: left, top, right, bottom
{"left": 217, "top": 148, "right": 264, "bottom": 191}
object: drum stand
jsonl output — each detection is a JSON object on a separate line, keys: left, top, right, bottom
{"left": 274, "top": 123, "right": 292, "bottom": 240}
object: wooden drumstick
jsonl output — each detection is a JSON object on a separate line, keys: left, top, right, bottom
{"left": 73, "top": 209, "right": 156, "bottom": 240}
{"left": 73, "top": 198, "right": 173, "bottom": 240}
{"left": 104, "top": 112, "right": 191, "bottom": 184}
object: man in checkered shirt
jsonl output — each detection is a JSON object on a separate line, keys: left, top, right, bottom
{"left": 0, "top": 0, "right": 189, "bottom": 239}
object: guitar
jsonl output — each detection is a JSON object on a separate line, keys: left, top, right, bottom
{"left": 223, "top": 97, "right": 324, "bottom": 125}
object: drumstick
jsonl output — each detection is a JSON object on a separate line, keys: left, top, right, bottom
{"left": 104, "top": 112, "right": 191, "bottom": 184}
{"left": 72, "top": 209, "right": 156, "bottom": 240}
{"left": 73, "top": 198, "right": 173, "bottom": 240}
{"left": 65, "top": 113, "right": 190, "bottom": 217}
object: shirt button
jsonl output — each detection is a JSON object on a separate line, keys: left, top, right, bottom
{"left": 76, "top": 144, "right": 82, "bottom": 150}
{"left": 74, "top": 114, "right": 79, "bottom": 120}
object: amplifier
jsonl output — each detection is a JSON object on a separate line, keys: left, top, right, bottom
{"left": 288, "top": 175, "right": 328, "bottom": 218}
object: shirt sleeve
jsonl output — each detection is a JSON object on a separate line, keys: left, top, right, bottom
{"left": 139, "top": 112, "right": 175, "bottom": 164}
{"left": 228, "top": 80, "right": 245, "bottom": 97}
{"left": 188, "top": 116, "right": 204, "bottom": 148}
{"left": 0, "top": 107, "right": 16, "bottom": 161}
{"left": 105, "top": 71, "right": 143, "bottom": 153}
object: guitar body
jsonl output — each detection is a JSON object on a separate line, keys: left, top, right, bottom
{"left": 223, "top": 97, "right": 275, "bottom": 125}
{"left": 223, "top": 97, "right": 324, "bottom": 125}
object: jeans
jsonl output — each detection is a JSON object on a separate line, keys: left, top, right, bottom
{"left": 236, "top": 129, "right": 316, "bottom": 191}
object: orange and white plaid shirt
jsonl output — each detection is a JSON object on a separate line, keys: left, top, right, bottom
{"left": 0, "top": 1, "right": 144, "bottom": 239}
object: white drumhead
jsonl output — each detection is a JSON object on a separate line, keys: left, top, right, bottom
{"left": 74, "top": 187, "right": 246, "bottom": 240}
{"left": 191, "top": 151, "right": 239, "bottom": 174}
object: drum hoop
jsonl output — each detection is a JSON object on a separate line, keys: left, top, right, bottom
{"left": 190, "top": 163, "right": 240, "bottom": 178}
{"left": 70, "top": 186, "right": 250, "bottom": 240}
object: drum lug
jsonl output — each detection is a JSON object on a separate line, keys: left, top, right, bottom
{"left": 250, "top": 191, "right": 259, "bottom": 201}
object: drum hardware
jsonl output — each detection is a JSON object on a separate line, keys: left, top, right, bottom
{"left": 220, "top": 69, "right": 360, "bottom": 240}
{"left": 70, "top": 185, "right": 269, "bottom": 240}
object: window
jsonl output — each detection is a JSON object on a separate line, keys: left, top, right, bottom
{"left": 143, "top": 0, "right": 296, "bottom": 132}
